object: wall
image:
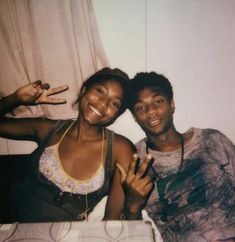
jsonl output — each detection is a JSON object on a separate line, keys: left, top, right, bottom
{"left": 1, "top": 0, "right": 235, "bottom": 154}
{"left": 94, "top": 0, "right": 235, "bottom": 144}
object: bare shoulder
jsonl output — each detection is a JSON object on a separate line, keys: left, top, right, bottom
{"left": 113, "top": 132, "right": 136, "bottom": 151}
{"left": 112, "top": 132, "right": 136, "bottom": 169}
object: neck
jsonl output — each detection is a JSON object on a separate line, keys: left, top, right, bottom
{"left": 74, "top": 118, "right": 103, "bottom": 141}
{"left": 146, "top": 126, "right": 181, "bottom": 152}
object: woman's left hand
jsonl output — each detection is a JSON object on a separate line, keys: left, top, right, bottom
{"left": 116, "top": 154, "right": 155, "bottom": 218}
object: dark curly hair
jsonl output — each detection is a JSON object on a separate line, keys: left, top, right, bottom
{"left": 129, "top": 72, "right": 173, "bottom": 111}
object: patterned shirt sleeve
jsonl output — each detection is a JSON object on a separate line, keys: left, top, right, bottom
{"left": 209, "top": 129, "right": 235, "bottom": 187}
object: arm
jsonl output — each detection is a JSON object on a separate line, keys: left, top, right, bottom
{"left": 0, "top": 81, "right": 68, "bottom": 141}
{"left": 0, "top": 92, "right": 22, "bottom": 116}
{"left": 103, "top": 135, "right": 136, "bottom": 220}
{"left": 104, "top": 134, "right": 155, "bottom": 220}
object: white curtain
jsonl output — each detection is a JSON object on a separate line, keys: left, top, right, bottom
{"left": 0, "top": 0, "right": 109, "bottom": 119}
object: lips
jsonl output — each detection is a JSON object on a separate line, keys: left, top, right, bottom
{"left": 89, "top": 104, "right": 103, "bottom": 117}
{"left": 147, "top": 118, "right": 161, "bottom": 127}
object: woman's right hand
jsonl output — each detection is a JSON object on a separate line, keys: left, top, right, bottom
{"left": 15, "top": 80, "right": 69, "bottom": 105}
{"left": 0, "top": 81, "right": 69, "bottom": 140}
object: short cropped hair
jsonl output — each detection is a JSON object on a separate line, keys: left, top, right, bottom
{"left": 129, "top": 72, "right": 173, "bottom": 110}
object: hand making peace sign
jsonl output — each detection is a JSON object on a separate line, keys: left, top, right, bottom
{"left": 116, "top": 154, "right": 155, "bottom": 219}
{"left": 15, "top": 80, "right": 69, "bottom": 105}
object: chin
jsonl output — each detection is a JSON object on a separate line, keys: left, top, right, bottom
{"left": 145, "top": 125, "right": 166, "bottom": 136}
{"left": 83, "top": 115, "right": 99, "bottom": 125}
{"left": 150, "top": 129, "right": 164, "bottom": 136}
{"left": 85, "top": 116, "right": 113, "bottom": 127}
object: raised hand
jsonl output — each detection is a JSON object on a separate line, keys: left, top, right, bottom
{"left": 116, "top": 154, "right": 155, "bottom": 219}
{"left": 15, "top": 80, "right": 69, "bottom": 105}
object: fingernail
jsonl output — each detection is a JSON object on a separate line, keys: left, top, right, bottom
{"left": 147, "top": 154, "right": 152, "bottom": 160}
{"left": 43, "top": 83, "right": 50, "bottom": 90}
{"left": 133, "top": 153, "right": 138, "bottom": 159}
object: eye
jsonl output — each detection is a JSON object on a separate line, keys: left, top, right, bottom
{"left": 134, "top": 104, "right": 145, "bottom": 112}
{"left": 154, "top": 97, "right": 164, "bottom": 105}
{"left": 96, "top": 87, "right": 105, "bottom": 95}
{"left": 111, "top": 100, "right": 121, "bottom": 109}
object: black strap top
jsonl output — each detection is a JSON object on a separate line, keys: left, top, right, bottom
{"left": 12, "top": 120, "right": 115, "bottom": 222}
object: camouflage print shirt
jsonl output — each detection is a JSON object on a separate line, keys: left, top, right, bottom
{"left": 136, "top": 128, "right": 235, "bottom": 242}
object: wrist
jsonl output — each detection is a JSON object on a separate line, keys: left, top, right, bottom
{"left": 8, "top": 92, "right": 22, "bottom": 108}
{"left": 0, "top": 92, "right": 21, "bottom": 116}
{"left": 124, "top": 197, "right": 143, "bottom": 213}
{"left": 13, "top": 91, "right": 23, "bottom": 105}
{"left": 122, "top": 201, "right": 142, "bottom": 220}
{"left": 122, "top": 207, "right": 142, "bottom": 220}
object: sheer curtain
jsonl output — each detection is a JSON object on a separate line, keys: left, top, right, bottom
{"left": 0, "top": 0, "right": 109, "bottom": 119}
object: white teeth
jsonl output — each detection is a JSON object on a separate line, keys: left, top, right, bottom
{"left": 90, "top": 105, "right": 102, "bottom": 116}
{"left": 149, "top": 119, "right": 160, "bottom": 125}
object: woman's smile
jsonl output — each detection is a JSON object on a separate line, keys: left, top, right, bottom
{"left": 89, "top": 104, "right": 103, "bottom": 117}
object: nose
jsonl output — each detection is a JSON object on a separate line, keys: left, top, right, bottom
{"left": 146, "top": 103, "right": 157, "bottom": 118}
{"left": 98, "top": 96, "right": 108, "bottom": 109}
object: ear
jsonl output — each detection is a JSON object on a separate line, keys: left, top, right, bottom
{"left": 170, "top": 99, "right": 175, "bottom": 114}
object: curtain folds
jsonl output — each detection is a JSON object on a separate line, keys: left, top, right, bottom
{"left": 0, "top": 0, "right": 109, "bottom": 119}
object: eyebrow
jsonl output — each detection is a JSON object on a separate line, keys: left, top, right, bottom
{"left": 135, "top": 92, "right": 164, "bottom": 103}
{"left": 98, "top": 83, "right": 123, "bottom": 102}
{"left": 152, "top": 93, "right": 165, "bottom": 98}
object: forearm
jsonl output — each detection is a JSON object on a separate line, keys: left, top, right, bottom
{"left": 0, "top": 92, "right": 20, "bottom": 116}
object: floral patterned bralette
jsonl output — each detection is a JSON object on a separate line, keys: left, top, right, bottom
{"left": 39, "top": 120, "right": 105, "bottom": 194}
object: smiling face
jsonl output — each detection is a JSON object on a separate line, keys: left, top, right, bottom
{"left": 133, "top": 87, "right": 175, "bottom": 136}
{"left": 79, "top": 79, "right": 124, "bottom": 126}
